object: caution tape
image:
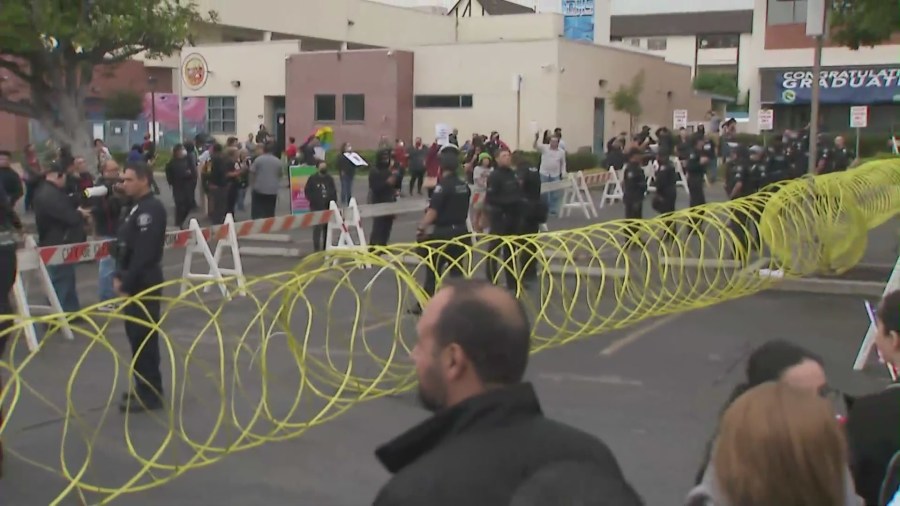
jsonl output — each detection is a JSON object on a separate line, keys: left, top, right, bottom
{"left": 0, "top": 159, "right": 898, "bottom": 504}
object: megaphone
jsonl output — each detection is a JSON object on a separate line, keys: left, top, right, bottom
{"left": 83, "top": 186, "right": 109, "bottom": 198}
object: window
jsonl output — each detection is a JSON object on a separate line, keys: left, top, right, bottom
{"left": 610, "top": 36, "right": 623, "bottom": 42}
{"left": 343, "top": 94, "right": 365, "bottom": 122}
{"left": 628, "top": 38, "right": 641, "bottom": 47}
{"left": 698, "top": 34, "right": 740, "bottom": 49}
{"left": 414, "top": 95, "right": 474, "bottom": 109}
{"left": 206, "top": 96, "right": 236, "bottom": 134}
{"left": 767, "top": 0, "right": 808, "bottom": 25}
{"left": 647, "top": 37, "right": 667, "bottom": 51}
{"left": 314, "top": 94, "right": 336, "bottom": 121}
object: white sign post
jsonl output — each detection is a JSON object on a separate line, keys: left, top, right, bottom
{"left": 758, "top": 109, "right": 774, "bottom": 131}
{"left": 850, "top": 106, "right": 868, "bottom": 157}
{"left": 673, "top": 109, "right": 688, "bottom": 129}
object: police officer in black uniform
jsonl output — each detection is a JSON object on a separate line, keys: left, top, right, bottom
{"left": 114, "top": 162, "right": 166, "bottom": 413}
{"left": 724, "top": 145, "right": 753, "bottom": 256}
{"left": 484, "top": 148, "right": 522, "bottom": 290}
{"left": 786, "top": 128, "right": 810, "bottom": 178}
{"left": 622, "top": 148, "right": 647, "bottom": 242}
{"left": 410, "top": 145, "right": 471, "bottom": 315}
{"left": 830, "top": 135, "right": 855, "bottom": 173}
{"left": 685, "top": 137, "right": 709, "bottom": 209}
{"left": 515, "top": 151, "right": 545, "bottom": 284}
{"left": 814, "top": 135, "right": 835, "bottom": 175}
{"left": 766, "top": 136, "right": 790, "bottom": 183}
{"left": 652, "top": 150, "right": 678, "bottom": 238}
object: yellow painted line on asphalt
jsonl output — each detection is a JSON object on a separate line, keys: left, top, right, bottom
{"left": 599, "top": 313, "right": 683, "bottom": 356}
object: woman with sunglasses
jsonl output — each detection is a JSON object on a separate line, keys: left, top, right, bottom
{"left": 846, "top": 290, "right": 900, "bottom": 506}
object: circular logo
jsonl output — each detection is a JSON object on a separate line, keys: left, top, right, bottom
{"left": 781, "top": 89, "right": 796, "bottom": 103}
{"left": 182, "top": 53, "right": 209, "bottom": 91}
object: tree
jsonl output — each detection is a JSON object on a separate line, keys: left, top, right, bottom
{"left": 830, "top": 0, "right": 900, "bottom": 50}
{"left": 611, "top": 70, "right": 645, "bottom": 135}
{"left": 104, "top": 89, "right": 143, "bottom": 120}
{"left": 0, "top": 0, "right": 215, "bottom": 157}
{"left": 692, "top": 72, "right": 739, "bottom": 101}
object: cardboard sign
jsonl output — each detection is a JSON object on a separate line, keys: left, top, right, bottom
{"left": 435, "top": 123, "right": 452, "bottom": 144}
{"left": 344, "top": 152, "right": 368, "bottom": 167}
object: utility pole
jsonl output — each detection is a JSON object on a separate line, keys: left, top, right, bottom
{"left": 806, "top": 0, "right": 828, "bottom": 174}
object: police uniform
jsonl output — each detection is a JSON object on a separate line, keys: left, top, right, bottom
{"left": 724, "top": 150, "right": 754, "bottom": 256}
{"left": 420, "top": 172, "right": 471, "bottom": 297}
{"left": 831, "top": 145, "right": 854, "bottom": 173}
{"left": 652, "top": 158, "right": 677, "bottom": 215}
{"left": 685, "top": 148, "right": 707, "bottom": 208}
{"left": 484, "top": 164, "right": 522, "bottom": 290}
{"left": 766, "top": 144, "right": 790, "bottom": 183}
{"left": 368, "top": 149, "right": 397, "bottom": 247}
{"left": 516, "top": 163, "right": 544, "bottom": 282}
{"left": 622, "top": 161, "right": 647, "bottom": 220}
{"left": 115, "top": 193, "right": 166, "bottom": 411}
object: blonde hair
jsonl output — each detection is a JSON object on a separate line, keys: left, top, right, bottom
{"left": 714, "top": 382, "right": 847, "bottom": 506}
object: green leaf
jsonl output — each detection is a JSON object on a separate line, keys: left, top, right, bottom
{"left": 829, "top": 0, "right": 900, "bottom": 50}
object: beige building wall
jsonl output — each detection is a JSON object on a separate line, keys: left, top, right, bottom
{"left": 194, "top": 0, "right": 456, "bottom": 47}
{"left": 178, "top": 40, "right": 302, "bottom": 137}
{"left": 557, "top": 40, "right": 709, "bottom": 151}
{"left": 456, "top": 13, "right": 563, "bottom": 42}
{"left": 412, "top": 40, "right": 560, "bottom": 150}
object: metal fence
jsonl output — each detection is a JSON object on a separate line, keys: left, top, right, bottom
{"left": 28, "top": 120, "right": 179, "bottom": 154}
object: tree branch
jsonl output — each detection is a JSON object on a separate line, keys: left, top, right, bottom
{"left": 0, "top": 96, "right": 36, "bottom": 117}
{"left": 0, "top": 57, "right": 35, "bottom": 84}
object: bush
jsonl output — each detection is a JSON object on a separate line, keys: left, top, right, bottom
{"left": 111, "top": 150, "right": 172, "bottom": 171}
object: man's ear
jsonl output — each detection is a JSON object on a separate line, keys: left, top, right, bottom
{"left": 443, "top": 343, "right": 467, "bottom": 381}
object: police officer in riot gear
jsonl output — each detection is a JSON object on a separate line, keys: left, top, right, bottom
{"left": 515, "top": 151, "right": 545, "bottom": 284}
{"left": 114, "top": 162, "right": 166, "bottom": 413}
{"left": 409, "top": 145, "right": 472, "bottom": 315}
{"left": 484, "top": 148, "right": 522, "bottom": 290}
{"left": 814, "top": 135, "right": 835, "bottom": 175}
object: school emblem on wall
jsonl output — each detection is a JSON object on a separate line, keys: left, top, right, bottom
{"left": 182, "top": 53, "right": 209, "bottom": 91}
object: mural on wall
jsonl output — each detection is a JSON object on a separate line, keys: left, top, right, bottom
{"left": 141, "top": 93, "right": 208, "bottom": 146}
{"left": 562, "top": 0, "right": 595, "bottom": 42}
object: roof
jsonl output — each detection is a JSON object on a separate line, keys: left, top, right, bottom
{"left": 448, "top": 0, "right": 535, "bottom": 16}
{"left": 611, "top": 10, "right": 753, "bottom": 37}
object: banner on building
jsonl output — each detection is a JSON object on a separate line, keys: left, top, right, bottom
{"left": 562, "top": 0, "right": 594, "bottom": 43}
{"left": 773, "top": 67, "right": 900, "bottom": 105}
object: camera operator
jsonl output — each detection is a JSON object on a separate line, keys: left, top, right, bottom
{"left": 90, "top": 159, "right": 127, "bottom": 310}
{"left": 34, "top": 163, "right": 90, "bottom": 313}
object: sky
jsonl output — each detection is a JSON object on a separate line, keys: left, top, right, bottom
{"left": 371, "top": 0, "right": 754, "bottom": 15}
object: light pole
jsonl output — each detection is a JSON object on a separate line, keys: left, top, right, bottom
{"left": 806, "top": 0, "right": 827, "bottom": 174}
{"left": 148, "top": 75, "right": 158, "bottom": 148}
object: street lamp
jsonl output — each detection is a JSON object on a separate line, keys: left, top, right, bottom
{"left": 148, "top": 75, "right": 158, "bottom": 148}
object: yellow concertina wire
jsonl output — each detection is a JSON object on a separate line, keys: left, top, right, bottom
{"left": 0, "top": 158, "right": 898, "bottom": 504}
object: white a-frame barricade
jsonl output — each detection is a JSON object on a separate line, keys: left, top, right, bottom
{"left": 599, "top": 169, "right": 624, "bottom": 208}
{"left": 560, "top": 171, "right": 598, "bottom": 219}
{"left": 180, "top": 214, "right": 246, "bottom": 297}
{"left": 13, "top": 236, "right": 74, "bottom": 352}
{"left": 325, "top": 198, "right": 371, "bottom": 269}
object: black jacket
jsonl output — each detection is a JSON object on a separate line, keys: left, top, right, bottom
{"left": 846, "top": 384, "right": 900, "bottom": 505}
{"left": 369, "top": 168, "right": 396, "bottom": 205}
{"left": 373, "top": 383, "right": 641, "bottom": 506}
{"left": 165, "top": 157, "right": 197, "bottom": 197}
{"left": 0, "top": 167, "right": 23, "bottom": 205}
{"left": 90, "top": 177, "right": 126, "bottom": 237}
{"left": 33, "top": 180, "right": 86, "bottom": 246}
{"left": 304, "top": 172, "right": 337, "bottom": 211}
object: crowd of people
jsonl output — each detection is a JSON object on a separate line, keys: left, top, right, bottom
{"left": 0, "top": 114, "right": 892, "bottom": 503}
